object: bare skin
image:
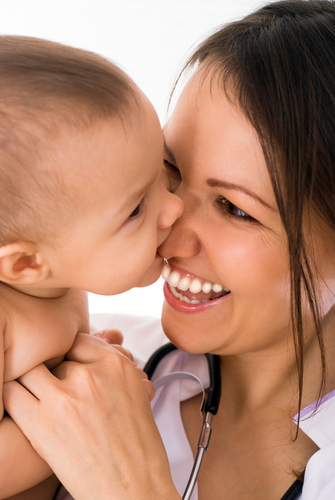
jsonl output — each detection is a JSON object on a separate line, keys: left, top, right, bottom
{"left": 4, "top": 334, "right": 177, "bottom": 500}
{"left": 0, "top": 286, "right": 88, "bottom": 498}
{"left": 4, "top": 476, "right": 60, "bottom": 500}
{"left": 3, "top": 67, "right": 335, "bottom": 500}
{"left": 0, "top": 86, "right": 183, "bottom": 498}
{"left": 160, "top": 67, "right": 335, "bottom": 499}
{"left": 181, "top": 390, "right": 319, "bottom": 500}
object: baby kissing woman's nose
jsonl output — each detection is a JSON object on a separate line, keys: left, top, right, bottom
{"left": 158, "top": 189, "right": 184, "bottom": 231}
{"left": 158, "top": 201, "right": 202, "bottom": 261}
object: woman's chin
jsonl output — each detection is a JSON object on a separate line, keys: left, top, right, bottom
{"left": 161, "top": 298, "right": 220, "bottom": 354}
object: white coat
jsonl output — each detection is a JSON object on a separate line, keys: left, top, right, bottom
{"left": 56, "top": 314, "right": 335, "bottom": 500}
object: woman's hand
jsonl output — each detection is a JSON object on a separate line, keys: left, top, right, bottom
{"left": 3, "top": 334, "right": 180, "bottom": 500}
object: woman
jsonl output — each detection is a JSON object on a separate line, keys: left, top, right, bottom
{"left": 4, "top": 0, "right": 335, "bottom": 499}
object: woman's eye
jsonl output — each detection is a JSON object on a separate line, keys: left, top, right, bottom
{"left": 128, "top": 202, "right": 142, "bottom": 220}
{"left": 216, "top": 196, "right": 257, "bottom": 223}
{"left": 163, "top": 159, "right": 182, "bottom": 192}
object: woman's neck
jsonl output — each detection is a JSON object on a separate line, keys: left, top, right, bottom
{"left": 219, "top": 308, "right": 335, "bottom": 419}
{"left": 219, "top": 348, "right": 298, "bottom": 418}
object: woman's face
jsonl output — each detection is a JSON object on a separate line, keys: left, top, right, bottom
{"left": 159, "top": 70, "right": 333, "bottom": 357}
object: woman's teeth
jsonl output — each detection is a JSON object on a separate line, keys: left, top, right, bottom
{"left": 162, "top": 265, "right": 230, "bottom": 304}
{"left": 170, "top": 286, "right": 203, "bottom": 304}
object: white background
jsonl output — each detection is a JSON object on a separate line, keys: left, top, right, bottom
{"left": 0, "top": 0, "right": 267, "bottom": 317}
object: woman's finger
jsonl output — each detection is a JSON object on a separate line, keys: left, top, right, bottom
{"left": 17, "top": 363, "right": 59, "bottom": 400}
{"left": 106, "top": 344, "right": 134, "bottom": 361}
{"left": 141, "top": 379, "right": 156, "bottom": 401}
{"left": 52, "top": 360, "right": 77, "bottom": 380}
{"left": 5, "top": 343, "right": 179, "bottom": 500}
{"left": 3, "top": 380, "right": 39, "bottom": 420}
{"left": 66, "top": 332, "right": 122, "bottom": 363}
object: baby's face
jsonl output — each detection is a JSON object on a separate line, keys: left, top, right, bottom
{"left": 42, "top": 91, "right": 183, "bottom": 295}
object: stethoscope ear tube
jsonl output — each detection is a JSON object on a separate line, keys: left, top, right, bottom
{"left": 143, "top": 342, "right": 177, "bottom": 379}
{"left": 144, "top": 344, "right": 222, "bottom": 500}
{"left": 204, "top": 354, "right": 221, "bottom": 415}
{"left": 144, "top": 346, "right": 221, "bottom": 417}
{"left": 182, "top": 411, "right": 213, "bottom": 500}
{"left": 182, "top": 354, "right": 220, "bottom": 499}
{"left": 144, "top": 344, "right": 302, "bottom": 500}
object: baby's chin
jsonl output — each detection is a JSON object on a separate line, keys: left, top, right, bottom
{"left": 136, "top": 258, "right": 165, "bottom": 288}
{"left": 136, "top": 272, "right": 161, "bottom": 288}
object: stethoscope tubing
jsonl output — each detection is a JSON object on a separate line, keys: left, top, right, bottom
{"left": 144, "top": 343, "right": 221, "bottom": 414}
{"left": 182, "top": 412, "right": 213, "bottom": 500}
{"left": 144, "top": 343, "right": 221, "bottom": 500}
{"left": 144, "top": 344, "right": 302, "bottom": 500}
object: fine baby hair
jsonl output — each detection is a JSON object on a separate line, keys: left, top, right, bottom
{"left": 0, "top": 36, "right": 137, "bottom": 246}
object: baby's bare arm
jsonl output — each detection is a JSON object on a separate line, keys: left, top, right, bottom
{"left": 0, "top": 413, "right": 55, "bottom": 498}
{"left": 2, "top": 475, "right": 59, "bottom": 500}
{"left": 4, "top": 335, "right": 178, "bottom": 500}
{"left": 0, "top": 322, "right": 54, "bottom": 499}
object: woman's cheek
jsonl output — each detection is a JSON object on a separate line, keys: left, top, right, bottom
{"left": 211, "top": 230, "right": 289, "bottom": 299}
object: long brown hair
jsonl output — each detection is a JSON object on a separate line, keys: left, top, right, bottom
{"left": 176, "top": 0, "right": 335, "bottom": 427}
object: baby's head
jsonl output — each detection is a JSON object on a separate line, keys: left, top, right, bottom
{"left": 0, "top": 36, "right": 183, "bottom": 296}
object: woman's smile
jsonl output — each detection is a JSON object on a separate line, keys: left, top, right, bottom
{"left": 162, "top": 262, "right": 230, "bottom": 312}
{"left": 159, "top": 69, "right": 292, "bottom": 356}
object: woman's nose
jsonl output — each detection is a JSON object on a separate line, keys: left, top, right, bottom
{"left": 158, "top": 189, "right": 202, "bottom": 260}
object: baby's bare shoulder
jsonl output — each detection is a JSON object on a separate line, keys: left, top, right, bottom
{"left": 0, "top": 285, "right": 11, "bottom": 346}
{"left": 3, "top": 287, "right": 89, "bottom": 382}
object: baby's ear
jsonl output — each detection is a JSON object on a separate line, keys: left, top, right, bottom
{"left": 0, "top": 241, "right": 49, "bottom": 285}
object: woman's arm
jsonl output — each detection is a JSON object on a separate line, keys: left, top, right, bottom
{"left": 3, "top": 334, "right": 180, "bottom": 500}
{"left": 0, "top": 329, "right": 127, "bottom": 499}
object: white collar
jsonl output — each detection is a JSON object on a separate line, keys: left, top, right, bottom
{"left": 294, "top": 389, "right": 335, "bottom": 448}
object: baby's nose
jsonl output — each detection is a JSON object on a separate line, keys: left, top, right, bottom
{"left": 158, "top": 189, "right": 184, "bottom": 229}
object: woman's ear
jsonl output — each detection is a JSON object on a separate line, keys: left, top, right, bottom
{"left": 0, "top": 241, "right": 50, "bottom": 285}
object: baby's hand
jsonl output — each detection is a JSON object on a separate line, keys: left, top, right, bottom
{"left": 91, "top": 328, "right": 134, "bottom": 361}
{"left": 92, "top": 328, "right": 123, "bottom": 344}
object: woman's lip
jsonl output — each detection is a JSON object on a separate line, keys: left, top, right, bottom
{"left": 163, "top": 281, "right": 229, "bottom": 314}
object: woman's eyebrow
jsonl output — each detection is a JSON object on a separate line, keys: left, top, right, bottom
{"left": 164, "top": 141, "right": 177, "bottom": 164}
{"left": 206, "top": 178, "right": 275, "bottom": 211}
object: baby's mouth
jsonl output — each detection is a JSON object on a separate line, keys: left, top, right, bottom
{"left": 162, "top": 264, "right": 230, "bottom": 304}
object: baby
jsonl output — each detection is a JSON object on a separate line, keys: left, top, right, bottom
{"left": 0, "top": 36, "right": 183, "bottom": 499}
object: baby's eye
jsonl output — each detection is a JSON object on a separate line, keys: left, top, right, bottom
{"left": 128, "top": 202, "right": 142, "bottom": 220}
{"left": 216, "top": 196, "right": 257, "bottom": 223}
{"left": 163, "top": 159, "right": 182, "bottom": 192}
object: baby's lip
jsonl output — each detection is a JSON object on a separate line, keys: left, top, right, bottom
{"left": 161, "top": 262, "right": 230, "bottom": 303}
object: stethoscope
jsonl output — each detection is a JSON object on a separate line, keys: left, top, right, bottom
{"left": 143, "top": 343, "right": 303, "bottom": 500}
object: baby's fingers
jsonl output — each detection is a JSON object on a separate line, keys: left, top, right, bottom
{"left": 91, "top": 330, "right": 133, "bottom": 360}
{"left": 66, "top": 332, "right": 120, "bottom": 363}
{"left": 108, "top": 344, "right": 133, "bottom": 361}
{"left": 92, "top": 328, "right": 123, "bottom": 345}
